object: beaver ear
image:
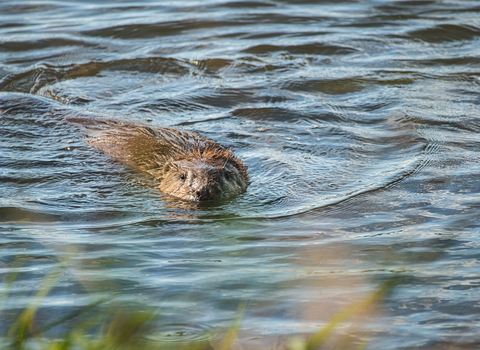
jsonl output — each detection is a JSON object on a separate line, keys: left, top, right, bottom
{"left": 164, "top": 161, "right": 180, "bottom": 173}
{"left": 163, "top": 162, "right": 172, "bottom": 173}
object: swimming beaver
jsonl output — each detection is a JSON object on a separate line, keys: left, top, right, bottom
{"left": 0, "top": 93, "right": 249, "bottom": 202}
{"left": 74, "top": 117, "right": 249, "bottom": 202}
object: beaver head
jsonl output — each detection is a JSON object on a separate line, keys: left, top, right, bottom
{"left": 158, "top": 146, "right": 249, "bottom": 202}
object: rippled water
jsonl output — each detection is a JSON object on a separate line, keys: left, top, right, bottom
{"left": 1, "top": 0, "right": 480, "bottom": 348}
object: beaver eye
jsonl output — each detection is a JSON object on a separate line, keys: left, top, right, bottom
{"left": 180, "top": 173, "right": 186, "bottom": 180}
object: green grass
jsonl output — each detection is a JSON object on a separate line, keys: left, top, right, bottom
{"left": 1, "top": 258, "right": 400, "bottom": 350}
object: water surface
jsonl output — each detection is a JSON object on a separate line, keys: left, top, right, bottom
{"left": 1, "top": 0, "right": 480, "bottom": 349}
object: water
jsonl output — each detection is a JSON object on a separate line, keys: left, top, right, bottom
{"left": 1, "top": 0, "right": 480, "bottom": 348}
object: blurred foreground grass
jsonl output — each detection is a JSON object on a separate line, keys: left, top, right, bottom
{"left": 0, "top": 258, "right": 400, "bottom": 350}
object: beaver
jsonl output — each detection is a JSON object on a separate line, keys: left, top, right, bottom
{"left": 0, "top": 93, "right": 249, "bottom": 202}
{"left": 73, "top": 117, "right": 249, "bottom": 202}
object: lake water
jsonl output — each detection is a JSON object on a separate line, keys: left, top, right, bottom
{"left": 1, "top": 0, "right": 480, "bottom": 349}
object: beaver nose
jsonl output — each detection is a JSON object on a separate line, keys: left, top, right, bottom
{"left": 195, "top": 187, "right": 214, "bottom": 201}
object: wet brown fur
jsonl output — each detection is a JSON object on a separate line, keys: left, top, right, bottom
{"left": 178, "top": 144, "right": 249, "bottom": 174}
{"left": 77, "top": 119, "right": 249, "bottom": 202}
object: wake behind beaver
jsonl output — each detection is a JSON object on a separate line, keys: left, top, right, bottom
{"left": 0, "top": 93, "right": 249, "bottom": 202}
